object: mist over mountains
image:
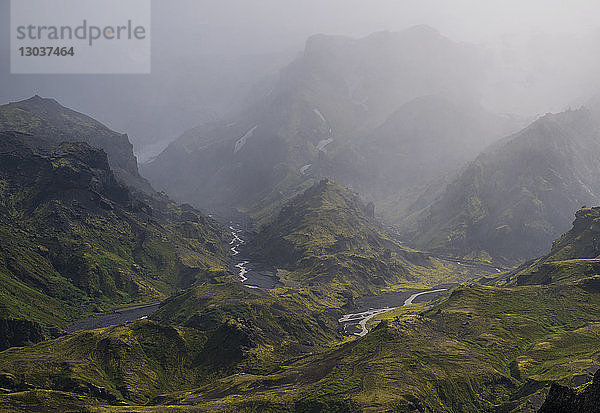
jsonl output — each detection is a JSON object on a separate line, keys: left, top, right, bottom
{"left": 4, "top": 2, "right": 600, "bottom": 411}
{"left": 3, "top": 0, "right": 600, "bottom": 160}
{"left": 403, "top": 108, "right": 600, "bottom": 262}
{"left": 142, "top": 27, "right": 516, "bottom": 214}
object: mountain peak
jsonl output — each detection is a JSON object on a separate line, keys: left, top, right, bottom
{"left": 18, "top": 95, "right": 61, "bottom": 108}
{"left": 1, "top": 96, "right": 152, "bottom": 193}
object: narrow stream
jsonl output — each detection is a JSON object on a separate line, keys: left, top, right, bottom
{"left": 229, "top": 224, "right": 281, "bottom": 289}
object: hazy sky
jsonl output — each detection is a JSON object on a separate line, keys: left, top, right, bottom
{"left": 3, "top": 0, "right": 599, "bottom": 60}
{"left": 151, "top": 0, "right": 600, "bottom": 53}
{"left": 1, "top": 0, "right": 600, "bottom": 154}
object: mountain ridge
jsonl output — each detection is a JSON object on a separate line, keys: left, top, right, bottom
{"left": 0, "top": 96, "right": 152, "bottom": 193}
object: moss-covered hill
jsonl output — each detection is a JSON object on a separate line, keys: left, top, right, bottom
{"left": 403, "top": 109, "right": 600, "bottom": 263}
{"left": 0, "top": 96, "right": 151, "bottom": 192}
{"left": 0, "top": 179, "right": 488, "bottom": 411}
{"left": 248, "top": 179, "right": 483, "bottom": 296}
{"left": 0, "top": 319, "right": 248, "bottom": 408}
{"left": 0, "top": 131, "right": 228, "bottom": 343}
{"left": 5, "top": 277, "right": 599, "bottom": 412}
{"left": 2, "top": 192, "right": 600, "bottom": 411}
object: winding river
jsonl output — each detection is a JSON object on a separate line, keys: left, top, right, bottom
{"left": 339, "top": 288, "right": 448, "bottom": 337}
{"left": 229, "top": 225, "right": 451, "bottom": 337}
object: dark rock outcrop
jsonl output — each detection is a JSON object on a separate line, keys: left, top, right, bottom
{"left": 0, "top": 318, "right": 44, "bottom": 350}
{"left": 539, "top": 369, "right": 600, "bottom": 413}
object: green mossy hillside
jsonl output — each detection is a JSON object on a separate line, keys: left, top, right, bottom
{"left": 248, "top": 179, "right": 486, "bottom": 295}
{"left": 0, "top": 320, "right": 219, "bottom": 405}
{"left": 507, "top": 207, "right": 600, "bottom": 287}
{"left": 152, "top": 283, "right": 600, "bottom": 412}
{"left": 0, "top": 131, "right": 228, "bottom": 334}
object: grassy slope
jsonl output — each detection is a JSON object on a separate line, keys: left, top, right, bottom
{"left": 6, "top": 174, "right": 599, "bottom": 411}
{"left": 248, "top": 179, "right": 480, "bottom": 297}
{"left": 0, "top": 133, "right": 228, "bottom": 332}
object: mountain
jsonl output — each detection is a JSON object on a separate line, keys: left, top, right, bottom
{"left": 248, "top": 179, "right": 406, "bottom": 294}
{"left": 142, "top": 26, "right": 498, "bottom": 219}
{"left": 0, "top": 96, "right": 152, "bottom": 192}
{"left": 3, "top": 179, "right": 600, "bottom": 410}
{"left": 0, "top": 129, "right": 228, "bottom": 348}
{"left": 248, "top": 180, "right": 490, "bottom": 295}
{"left": 10, "top": 204, "right": 598, "bottom": 411}
{"left": 404, "top": 108, "right": 600, "bottom": 262}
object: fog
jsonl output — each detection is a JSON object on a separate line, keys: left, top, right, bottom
{"left": 2, "top": 0, "right": 600, "bottom": 159}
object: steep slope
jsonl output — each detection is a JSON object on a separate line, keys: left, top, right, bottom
{"left": 405, "top": 108, "right": 600, "bottom": 262}
{"left": 247, "top": 179, "right": 403, "bottom": 294}
{"left": 0, "top": 96, "right": 152, "bottom": 192}
{"left": 248, "top": 180, "right": 489, "bottom": 295}
{"left": 0, "top": 131, "right": 228, "bottom": 342}
{"left": 505, "top": 207, "right": 600, "bottom": 287}
{"left": 143, "top": 26, "right": 493, "bottom": 218}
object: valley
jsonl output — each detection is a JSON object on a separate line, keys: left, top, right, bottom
{"left": 2, "top": 11, "right": 600, "bottom": 412}
{"left": 2, "top": 95, "right": 591, "bottom": 412}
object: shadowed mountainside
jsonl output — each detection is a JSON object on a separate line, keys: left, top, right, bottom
{"left": 0, "top": 129, "right": 229, "bottom": 346}
{"left": 0, "top": 96, "right": 152, "bottom": 192}
{"left": 403, "top": 108, "right": 600, "bottom": 263}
